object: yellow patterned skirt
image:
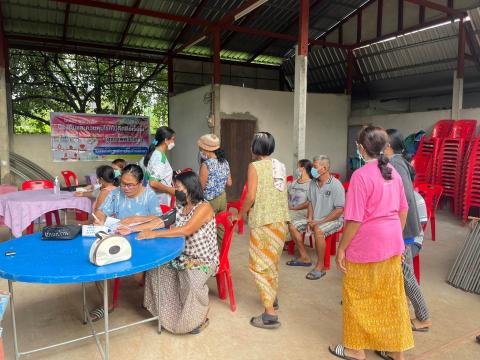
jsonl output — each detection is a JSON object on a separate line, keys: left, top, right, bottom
{"left": 343, "top": 255, "right": 414, "bottom": 352}
{"left": 249, "top": 222, "right": 288, "bottom": 309}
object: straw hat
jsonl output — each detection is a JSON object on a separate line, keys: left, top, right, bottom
{"left": 197, "top": 133, "right": 220, "bottom": 151}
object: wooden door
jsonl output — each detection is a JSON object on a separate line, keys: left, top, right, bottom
{"left": 221, "top": 119, "right": 256, "bottom": 201}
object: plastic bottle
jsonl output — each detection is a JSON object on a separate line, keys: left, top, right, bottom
{"left": 54, "top": 176, "right": 60, "bottom": 196}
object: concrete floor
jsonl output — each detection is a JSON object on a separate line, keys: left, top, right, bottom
{"left": 0, "top": 209, "right": 479, "bottom": 360}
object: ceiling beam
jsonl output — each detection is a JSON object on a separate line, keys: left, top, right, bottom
{"left": 118, "top": 0, "right": 142, "bottom": 48}
{"left": 7, "top": 35, "right": 279, "bottom": 69}
{"left": 351, "top": 15, "right": 463, "bottom": 49}
{"left": 62, "top": 3, "right": 71, "bottom": 41}
{"left": 320, "top": 0, "right": 377, "bottom": 40}
{"left": 404, "top": 0, "right": 465, "bottom": 17}
{"left": 246, "top": 0, "right": 324, "bottom": 63}
{"left": 167, "top": 0, "right": 210, "bottom": 53}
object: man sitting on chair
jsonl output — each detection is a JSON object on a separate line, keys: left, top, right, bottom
{"left": 287, "top": 155, "right": 345, "bottom": 281}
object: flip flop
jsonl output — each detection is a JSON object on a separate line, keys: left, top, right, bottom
{"left": 89, "top": 306, "right": 113, "bottom": 322}
{"left": 189, "top": 318, "right": 210, "bottom": 335}
{"left": 286, "top": 258, "right": 312, "bottom": 267}
{"left": 411, "top": 319, "right": 430, "bottom": 332}
{"left": 250, "top": 314, "right": 281, "bottom": 329}
{"left": 374, "top": 350, "right": 394, "bottom": 360}
{"left": 328, "top": 345, "right": 365, "bottom": 360}
{"left": 306, "top": 269, "right": 326, "bottom": 280}
{"left": 476, "top": 335, "right": 480, "bottom": 343}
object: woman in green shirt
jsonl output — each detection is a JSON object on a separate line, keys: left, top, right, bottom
{"left": 234, "top": 132, "right": 289, "bottom": 330}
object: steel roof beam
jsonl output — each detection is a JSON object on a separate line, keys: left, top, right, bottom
{"left": 167, "top": 0, "right": 210, "bottom": 53}
{"left": 246, "top": 0, "right": 325, "bottom": 63}
{"left": 8, "top": 36, "right": 279, "bottom": 69}
{"left": 404, "top": 0, "right": 466, "bottom": 17}
{"left": 118, "top": 0, "right": 142, "bottom": 48}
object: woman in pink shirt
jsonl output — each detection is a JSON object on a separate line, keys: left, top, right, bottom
{"left": 329, "top": 126, "right": 414, "bottom": 360}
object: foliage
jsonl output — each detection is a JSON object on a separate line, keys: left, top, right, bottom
{"left": 9, "top": 49, "right": 169, "bottom": 133}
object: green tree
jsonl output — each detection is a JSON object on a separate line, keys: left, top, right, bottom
{"left": 9, "top": 50, "right": 168, "bottom": 133}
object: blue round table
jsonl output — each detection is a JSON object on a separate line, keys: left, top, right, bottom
{"left": 0, "top": 232, "right": 184, "bottom": 359}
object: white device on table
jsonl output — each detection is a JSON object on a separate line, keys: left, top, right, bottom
{"left": 89, "top": 232, "right": 132, "bottom": 266}
{"left": 82, "top": 225, "right": 111, "bottom": 237}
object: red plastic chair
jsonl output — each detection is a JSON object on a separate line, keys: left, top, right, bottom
{"left": 331, "top": 172, "right": 341, "bottom": 180}
{"left": 215, "top": 211, "right": 237, "bottom": 312}
{"left": 287, "top": 229, "right": 341, "bottom": 270}
{"left": 61, "top": 170, "right": 89, "bottom": 221}
{"left": 287, "top": 175, "right": 294, "bottom": 183}
{"left": 431, "top": 120, "right": 454, "bottom": 138}
{"left": 415, "top": 184, "right": 444, "bottom": 241}
{"left": 113, "top": 203, "right": 174, "bottom": 308}
{"left": 450, "top": 120, "right": 477, "bottom": 140}
{"left": 61, "top": 170, "right": 79, "bottom": 187}
{"left": 21, "top": 180, "right": 61, "bottom": 234}
{"left": 342, "top": 181, "right": 350, "bottom": 191}
{"left": 227, "top": 182, "right": 248, "bottom": 234}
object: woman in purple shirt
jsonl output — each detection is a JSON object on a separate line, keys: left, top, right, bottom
{"left": 329, "top": 126, "right": 414, "bottom": 360}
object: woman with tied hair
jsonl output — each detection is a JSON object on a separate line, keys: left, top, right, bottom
{"left": 329, "top": 126, "right": 414, "bottom": 360}
{"left": 140, "top": 126, "right": 176, "bottom": 205}
{"left": 233, "top": 132, "right": 290, "bottom": 330}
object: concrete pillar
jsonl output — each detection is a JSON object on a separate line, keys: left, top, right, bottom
{"left": 451, "top": 70, "right": 463, "bottom": 120}
{"left": 293, "top": 45, "right": 307, "bottom": 168}
{"left": 0, "top": 32, "right": 11, "bottom": 184}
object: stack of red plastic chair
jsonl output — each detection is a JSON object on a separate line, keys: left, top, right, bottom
{"left": 434, "top": 120, "right": 476, "bottom": 215}
{"left": 227, "top": 183, "right": 248, "bottom": 234}
{"left": 462, "top": 136, "right": 480, "bottom": 223}
{"left": 412, "top": 120, "right": 454, "bottom": 187}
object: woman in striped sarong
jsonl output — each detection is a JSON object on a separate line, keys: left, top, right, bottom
{"left": 233, "top": 132, "right": 289, "bottom": 329}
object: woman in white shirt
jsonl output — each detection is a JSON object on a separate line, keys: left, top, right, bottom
{"left": 140, "top": 126, "right": 176, "bottom": 205}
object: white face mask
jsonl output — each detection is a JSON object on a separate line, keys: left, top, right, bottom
{"left": 167, "top": 142, "right": 175, "bottom": 151}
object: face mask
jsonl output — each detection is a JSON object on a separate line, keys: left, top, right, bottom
{"left": 356, "top": 147, "right": 365, "bottom": 162}
{"left": 114, "top": 169, "right": 121, "bottom": 178}
{"left": 174, "top": 190, "right": 187, "bottom": 206}
{"left": 93, "top": 183, "right": 101, "bottom": 190}
{"left": 294, "top": 168, "right": 302, "bottom": 179}
{"left": 167, "top": 142, "right": 175, "bottom": 151}
{"left": 311, "top": 168, "right": 320, "bottom": 179}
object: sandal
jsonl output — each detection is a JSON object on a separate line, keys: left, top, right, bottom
{"left": 306, "top": 269, "right": 326, "bottom": 280}
{"left": 88, "top": 306, "right": 113, "bottom": 322}
{"left": 476, "top": 335, "right": 480, "bottom": 343}
{"left": 411, "top": 319, "right": 430, "bottom": 332}
{"left": 328, "top": 345, "right": 365, "bottom": 360}
{"left": 374, "top": 350, "right": 394, "bottom": 360}
{"left": 250, "top": 313, "right": 281, "bottom": 329}
{"left": 286, "top": 258, "right": 312, "bottom": 267}
{"left": 189, "top": 318, "right": 210, "bottom": 335}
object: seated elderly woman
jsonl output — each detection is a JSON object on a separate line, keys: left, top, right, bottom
{"left": 90, "top": 164, "right": 162, "bottom": 321}
{"left": 121, "top": 170, "right": 218, "bottom": 335}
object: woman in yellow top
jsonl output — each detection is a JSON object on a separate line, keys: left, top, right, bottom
{"left": 234, "top": 132, "right": 289, "bottom": 329}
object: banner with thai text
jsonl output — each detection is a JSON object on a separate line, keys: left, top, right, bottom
{"left": 50, "top": 113, "right": 150, "bottom": 161}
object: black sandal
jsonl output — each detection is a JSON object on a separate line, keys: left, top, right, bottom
{"left": 250, "top": 314, "right": 281, "bottom": 329}
{"left": 189, "top": 318, "right": 210, "bottom": 334}
{"left": 328, "top": 345, "right": 365, "bottom": 360}
{"left": 374, "top": 350, "right": 394, "bottom": 360}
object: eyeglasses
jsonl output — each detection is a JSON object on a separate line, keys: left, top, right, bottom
{"left": 120, "top": 182, "right": 139, "bottom": 190}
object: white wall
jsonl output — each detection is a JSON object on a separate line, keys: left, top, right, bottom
{"left": 219, "top": 85, "right": 350, "bottom": 177}
{"left": 169, "top": 85, "right": 211, "bottom": 171}
{"left": 12, "top": 135, "right": 110, "bottom": 185}
{"left": 350, "top": 107, "right": 480, "bottom": 137}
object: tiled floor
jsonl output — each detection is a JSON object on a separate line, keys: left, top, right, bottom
{"left": 0, "top": 209, "right": 479, "bottom": 359}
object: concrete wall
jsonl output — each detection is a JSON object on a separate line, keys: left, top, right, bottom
{"left": 349, "top": 107, "right": 480, "bottom": 136}
{"left": 168, "top": 85, "right": 211, "bottom": 171}
{"left": 219, "top": 85, "right": 351, "bottom": 177}
{"left": 12, "top": 135, "right": 110, "bottom": 185}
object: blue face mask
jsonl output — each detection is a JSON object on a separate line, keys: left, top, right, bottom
{"left": 114, "top": 169, "right": 121, "bottom": 178}
{"left": 294, "top": 168, "right": 302, "bottom": 179}
{"left": 311, "top": 167, "right": 320, "bottom": 179}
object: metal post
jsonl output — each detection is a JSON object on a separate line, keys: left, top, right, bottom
{"left": 157, "top": 268, "right": 162, "bottom": 334}
{"left": 377, "top": 0, "right": 383, "bottom": 38}
{"left": 0, "top": 12, "right": 11, "bottom": 184}
{"left": 167, "top": 56, "right": 174, "bottom": 96}
{"left": 346, "top": 50, "right": 354, "bottom": 95}
{"left": 8, "top": 281, "right": 19, "bottom": 360}
{"left": 457, "top": 19, "right": 465, "bottom": 80}
{"left": 82, "top": 283, "right": 87, "bottom": 324}
{"left": 103, "top": 279, "right": 109, "bottom": 360}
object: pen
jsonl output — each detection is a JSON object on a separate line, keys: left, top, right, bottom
{"left": 91, "top": 213, "right": 100, "bottom": 223}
